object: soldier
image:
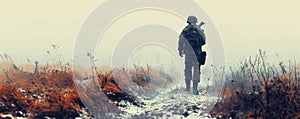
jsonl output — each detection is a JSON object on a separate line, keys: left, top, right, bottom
{"left": 178, "top": 16, "right": 206, "bottom": 95}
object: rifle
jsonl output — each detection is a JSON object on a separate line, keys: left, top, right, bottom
{"left": 198, "top": 22, "right": 205, "bottom": 29}
{"left": 197, "top": 22, "right": 205, "bottom": 32}
{"left": 197, "top": 22, "right": 206, "bottom": 65}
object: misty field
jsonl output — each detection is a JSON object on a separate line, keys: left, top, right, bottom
{"left": 0, "top": 54, "right": 174, "bottom": 118}
{"left": 0, "top": 50, "right": 300, "bottom": 118}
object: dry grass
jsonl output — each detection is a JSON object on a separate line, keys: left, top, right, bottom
{"left": 210, "top": 50, "right": 300, "bottom": 118}
{"left": 0, "top": 59, "right": 172, "bottom": 118}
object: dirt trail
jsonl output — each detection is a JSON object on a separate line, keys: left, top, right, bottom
{"left": 116, "top": 88, "right": 216, "bottom": 119}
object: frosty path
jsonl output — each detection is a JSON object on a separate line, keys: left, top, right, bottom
{"left": 118, "top": 88, "right": 215, "bottom": 119}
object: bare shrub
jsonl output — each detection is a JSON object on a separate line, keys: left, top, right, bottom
{"left": 211, "top": 50, "right": 300, "bottom": 118}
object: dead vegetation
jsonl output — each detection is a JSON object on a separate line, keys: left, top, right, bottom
{"left": 0, "top": 51, "right": 173, "bottom": 118}
{"left": 210, "top": 50, "right": 300, "bottom": 118}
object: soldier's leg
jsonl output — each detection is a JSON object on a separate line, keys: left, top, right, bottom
{"left": 192, "top": 63, "right": 201, "bottom": 95}
{"left": 185, "top": 56, "right": 193, "bottom": 92}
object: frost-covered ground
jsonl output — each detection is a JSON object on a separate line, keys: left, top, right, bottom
{"left": 0, "top": 87, "right": 218, "bottom": 119}
{"left": 115, "top": 87, "right": 217, "bottom": 119}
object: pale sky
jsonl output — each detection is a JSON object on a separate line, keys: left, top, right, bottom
{"left": 1, "top": 0, "right": 300, "bottom": 65}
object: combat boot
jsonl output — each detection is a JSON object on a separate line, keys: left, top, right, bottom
{"left": 193, "top": 82, "right": 199, "bottom": 95}
{"left": 185, "top": 80, "right": 191, "bottom": 92}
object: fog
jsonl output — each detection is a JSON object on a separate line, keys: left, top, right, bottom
{"left": 1, "top": 0, "right": 300, "bottom": 65}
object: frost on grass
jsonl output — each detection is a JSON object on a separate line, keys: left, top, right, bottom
{"left": 210, "top": 50, "right": 300, "bottom": 118}
{"left": 0, "top": 52, "right": 220, "bottom": 118}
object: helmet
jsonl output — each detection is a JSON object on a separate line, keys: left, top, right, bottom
{"left": 187, "top": 16, "right": 198, "bottom": 24}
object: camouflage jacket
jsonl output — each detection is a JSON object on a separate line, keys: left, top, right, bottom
{"left": 178, "top": 25, "right": 206, "bottom": 55}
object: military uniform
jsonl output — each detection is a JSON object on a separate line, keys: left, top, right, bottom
{"left": 178, "top": 16, "right": 206, "bottom": 95}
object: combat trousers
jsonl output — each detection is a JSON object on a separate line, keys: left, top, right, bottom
{"left": 184, "top": 54, "right": 200, "bottom": 93}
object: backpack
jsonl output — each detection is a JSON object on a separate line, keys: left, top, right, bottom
{"left": 183, "top": 26, "right": 205, "bottom": 49}
{"left": 182, "top": 25, "right": 206, "bottom": 65}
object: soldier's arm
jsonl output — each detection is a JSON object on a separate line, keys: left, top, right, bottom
{"left": 178, "top": 27, "right": 188, "bottom": 52}
{"left": 178, "top": 34, "right": 185, "bottom": 52}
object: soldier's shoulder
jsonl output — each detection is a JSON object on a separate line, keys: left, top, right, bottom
{"left": 183, "top": 25, "right": 191, "bottom": 31}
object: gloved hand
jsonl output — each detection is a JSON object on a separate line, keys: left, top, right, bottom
{"left": 179, "top": 51, "right": 184, "bottom": 57}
